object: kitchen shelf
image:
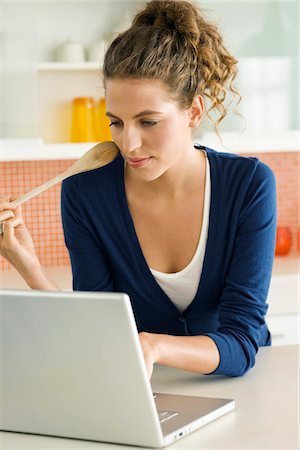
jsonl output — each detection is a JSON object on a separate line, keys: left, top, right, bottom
{"left": 201, "top": 130, "right": 299, "bottom": 154}
{"left": 38, "top": 62, "right": 101, "bottom": 71}
{"left": 0, "top": 140, "right": 95, "bottom": 161}
{"left": 1, "top": 130, "right": 299, "bottom": 161}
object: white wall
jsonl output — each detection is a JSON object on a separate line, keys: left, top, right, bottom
{"left": 1, "top": 0, "right": 298, "bottom": 140}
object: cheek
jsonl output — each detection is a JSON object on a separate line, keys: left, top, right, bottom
{"left": 155, "top": 116, "right": 189, "bottom": 146}
{"left": 109, "top": 127, "right": 122, "bottom": 145}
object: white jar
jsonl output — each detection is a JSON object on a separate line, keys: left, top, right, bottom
{"left": 56, "top": 40, "right": 85, "bottom": 63}
{"left": 87, "top": 40, "right": 107, "bottom": 64}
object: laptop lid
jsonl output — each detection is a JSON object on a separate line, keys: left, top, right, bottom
{"left": 0, "top": 290, "right": 164, "bottom": 447}
{"left": 0, "top": 289, "right": 234, "bottom": 448}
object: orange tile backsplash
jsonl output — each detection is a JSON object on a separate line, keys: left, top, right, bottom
{"left": 0, "top": 159, "right": 73, "bottom": 270}
{"left": 241, "top": 152, "right": 300, "bottom": 256}
{"left": 0, "top": 151, "right": 299, "bottom": 271}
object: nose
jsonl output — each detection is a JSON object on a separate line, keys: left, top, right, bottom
{"left": 121, "top": 125, "right": 142, "bottom": 154}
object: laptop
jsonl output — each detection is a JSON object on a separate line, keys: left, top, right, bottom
{"left": 0, "top": 290, "right": 234, "bottom": 448}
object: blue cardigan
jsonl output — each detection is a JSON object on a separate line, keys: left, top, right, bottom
{"left": 61, "top": 145, "right": 277, "bottom": 377}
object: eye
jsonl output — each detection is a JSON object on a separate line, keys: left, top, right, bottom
{"left": 109, "top": 121, "right": 123, "bottom": 128}
{"left": 142, "top": 120, "right": 158, "bottom": 127}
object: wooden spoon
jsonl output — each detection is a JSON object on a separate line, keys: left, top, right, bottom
{"left": 0, "top": 141, "right": 119, "bottom": 230}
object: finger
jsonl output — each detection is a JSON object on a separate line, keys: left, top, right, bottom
{"left": 0, "top": 194, "right": 22, "bottom": 207}
{"left": 0, "top": 209, "right": 15, "bottom": 222}
{"left": 0, "top": 194, "right": 20, "bottom": 222}
{"left": 0, "top": 194, "right": 19, "bottom": 211}
{"left": 9, "top": 203, "right": 23, "bottom": 219}
{"left": 1, "top": 216, "right": 24, "bottom": 241}
{"left": 9, "top": 193, "right": 23, "bottom": 219}
{"left": 0, "top": 200, "right": 17, "bottom": 212}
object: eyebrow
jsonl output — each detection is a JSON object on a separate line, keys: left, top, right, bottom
{"left": 105, "top": 110, "right": 163, "bottom": 120}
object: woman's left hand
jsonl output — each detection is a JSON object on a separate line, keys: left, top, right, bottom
{"left": 138, "top": 332, "right": 159, "bottom": 379}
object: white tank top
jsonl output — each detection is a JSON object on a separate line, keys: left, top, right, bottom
{"left": 150, "top": 153, "right": 211, "bottom": 313}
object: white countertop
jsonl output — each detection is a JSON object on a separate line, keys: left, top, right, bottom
{"left": 0, "top": 344, "right": 298, "bottom": 449}
{"left": 267, "top": 256, "right": 299, "bottom": 315}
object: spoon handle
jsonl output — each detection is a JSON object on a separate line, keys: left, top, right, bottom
{"left": 12, "top": 171, "right": 68, "bottom": 208}
{"left": 0, "top": 141, "right": 119, "bottom": 231}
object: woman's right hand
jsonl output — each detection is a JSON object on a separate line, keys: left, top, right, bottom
{"left": 0, "top": 196, "right": 42, "bottom": 280}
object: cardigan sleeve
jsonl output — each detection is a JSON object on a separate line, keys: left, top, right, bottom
{"left": 204, "top": 161, "right": 277, "bottom": 376}
{"left": 61, "top": 176, "right": 114, "bottom": 292}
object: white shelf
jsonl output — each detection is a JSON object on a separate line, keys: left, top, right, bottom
{"left": 1, "top": 130, "right": 299, "bottom": 161}
{"left": 200, "top": 130, "right": 299, "bottom": 154}
{"left": 0, "top": 140, "right": 96, "bottom": 161}
{"left": 38, "top": 62, "right": 101, "bottom": 71}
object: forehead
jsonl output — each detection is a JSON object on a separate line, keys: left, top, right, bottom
{"left": 105, "top": 78, "right": 179, "bottom": 114}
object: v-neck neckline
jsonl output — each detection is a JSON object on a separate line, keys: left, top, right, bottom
{"left": 114, "top": 145, "right": 217, "bottom": 316}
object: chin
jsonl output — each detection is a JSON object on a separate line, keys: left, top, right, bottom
{"left": 146, "top": 169, "right": 168, "bottom": 183}
{"left": 136, "top": 172, "right": 158, "bottom": 183}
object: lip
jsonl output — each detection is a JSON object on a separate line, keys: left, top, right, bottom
{"left": 127, "top": 157, "right": 151, "bottom": 168}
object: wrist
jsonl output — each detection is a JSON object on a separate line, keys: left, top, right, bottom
{"left": 23, "top": 264, "right": 58, "bottom": 290}
{"left": 139, "top": 332, "right": 161, "bottom": 365}
{"left": 150, "top": 333, "right": 164, "bottom": 365}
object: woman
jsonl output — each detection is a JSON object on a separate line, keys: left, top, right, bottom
{"left": 0, "top": 0, "right": 276, "bottom": 378}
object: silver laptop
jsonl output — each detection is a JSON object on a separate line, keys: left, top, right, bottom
{"left": 0, "top": 290, "right": 234, "bottom": 448}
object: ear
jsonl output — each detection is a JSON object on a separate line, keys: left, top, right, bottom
{"left": 188, "top": 95, "right": 204, "bottom": 128}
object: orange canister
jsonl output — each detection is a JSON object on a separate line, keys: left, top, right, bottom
{"left": 96, "top": 98, "right": 112, "bottom": 142}
{"left": 275, "top": 227, "right": 292, "bottom": 256}
{"left": 71, "top": 97, "right": 98, "bottom": 142}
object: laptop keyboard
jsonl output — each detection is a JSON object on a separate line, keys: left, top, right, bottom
{"left": 153, "top": 395, "right": 179, "bottom": 424}
{"left": 158, "top": 410, "right": 179, "bottom": 423}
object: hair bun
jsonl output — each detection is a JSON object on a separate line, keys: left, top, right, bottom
{"left": 133, "top": 0, "right": 198, "bottom": 36}
{"left": 104, "top": 0, "right": 240, "bottom": 132}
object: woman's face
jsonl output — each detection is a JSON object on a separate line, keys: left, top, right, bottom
{"left": 105, "top": 78, "right": 201, "bottom": 182}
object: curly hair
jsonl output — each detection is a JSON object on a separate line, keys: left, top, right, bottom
{"left": 103, "top": 0, "right": 241, "bottom": 132}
